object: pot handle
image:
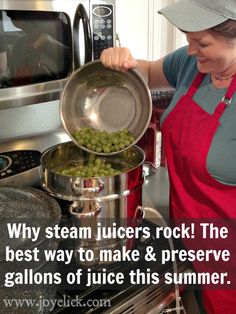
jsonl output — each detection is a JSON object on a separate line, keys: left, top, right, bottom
{"left": 69, "top": 201, "right": 101, "bottom": 218}
{"left": 71, "top": 178, "right": 104, "bottom": 197}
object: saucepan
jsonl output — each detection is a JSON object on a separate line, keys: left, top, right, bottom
{"left": 60, "top": 60, "right": 152, "bottom": 155}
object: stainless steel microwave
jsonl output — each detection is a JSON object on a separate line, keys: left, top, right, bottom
{"left": 0, "top": 0, "right": 116, "bottom": 110}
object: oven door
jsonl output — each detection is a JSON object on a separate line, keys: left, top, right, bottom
{"left": 0, "top": 0, "right": 94, "bottom": 110}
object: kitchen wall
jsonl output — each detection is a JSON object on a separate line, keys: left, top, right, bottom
{"left": 116, "top": 0, "right": 187, "bottom": 60}
{"left": 115, "top": 0, "right": 150, "bottom": 59}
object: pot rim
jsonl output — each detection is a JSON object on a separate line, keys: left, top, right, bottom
{"left": 41, "top": 141, "right": 145, "bottom": 178}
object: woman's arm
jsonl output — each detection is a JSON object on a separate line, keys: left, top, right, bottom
{"left": 100, "top": 47, "right": 172, "bottom": 90}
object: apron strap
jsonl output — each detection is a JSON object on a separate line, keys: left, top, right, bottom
{"left": 187, "top": 72, "right": 236, "bottom": 100}
{"left": 186, "top": 72, "right": 205, "bottom": 97}
{"left": 222, "top": 73, "right": 236, "bottom": 102}
{"left": 213, "top": 73, "right": 236, "bottom": 119}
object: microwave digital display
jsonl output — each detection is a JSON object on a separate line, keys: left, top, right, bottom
{"left": 93, "top": 6, "right": 112, "bottom": 17}
{"left": 0, "top": 10, "right": 72, "bottom": 88}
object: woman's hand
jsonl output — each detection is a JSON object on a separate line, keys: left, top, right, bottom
{"left": 100, "top": 47, "right": 137, "bottom": 71}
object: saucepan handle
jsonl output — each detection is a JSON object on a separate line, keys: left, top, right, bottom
{"left": 69, "top": 201, "right": 101, "bottom": 218}
{"left": 71, "top": 177, "right": 104, "bottom": 197}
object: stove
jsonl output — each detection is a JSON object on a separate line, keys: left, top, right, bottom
{"left": 52, "top": 212, "right": 189, "bottom": 314}
{"left": 0, "top": 130, "right": 192, "bottom": 314}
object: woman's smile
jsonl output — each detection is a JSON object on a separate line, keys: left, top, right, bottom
{"left": 197, "top": 56, "right": 208, "bottom": 64}
{"left": 187, "top": 31, "right": 236, "bottom": 76}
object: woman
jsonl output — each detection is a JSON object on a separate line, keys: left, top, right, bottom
{"left": 100, "top": 0, "right": 236, "bottom": 313}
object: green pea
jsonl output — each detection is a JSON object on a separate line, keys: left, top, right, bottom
{"left": 73, "top": 128, "right": 135, "bottom": 153}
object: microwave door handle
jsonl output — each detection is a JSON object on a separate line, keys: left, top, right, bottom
{"left": 73, "top": 3, "right": 92, "bottom": 69}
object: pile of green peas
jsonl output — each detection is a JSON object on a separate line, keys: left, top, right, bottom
{"left": 73, "top": 128, "right": 135, "bottom": 154}
{"left": 57, "top": 157, "right": 121, "bottom": 177}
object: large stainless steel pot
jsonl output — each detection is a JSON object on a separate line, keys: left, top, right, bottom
{"left": 41, "top": 141, "right": 145, "bottom": 266}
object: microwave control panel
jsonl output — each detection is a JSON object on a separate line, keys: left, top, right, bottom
{"left": 0, "top": 150, "right": 41, "bottom": 179}
{"left": 92, "top": 4, "right": 114, "bottom": 59}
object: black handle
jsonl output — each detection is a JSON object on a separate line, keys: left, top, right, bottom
{"left": 73, "top": 3, "right": 92, "bottom": 69}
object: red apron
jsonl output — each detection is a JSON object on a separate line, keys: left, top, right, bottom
{"left": 161, "top": 72, "right": 236, "bottom": 313}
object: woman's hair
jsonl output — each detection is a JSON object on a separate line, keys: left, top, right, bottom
{"left": 210, "top": 19, "right": 236, "bottom": 40}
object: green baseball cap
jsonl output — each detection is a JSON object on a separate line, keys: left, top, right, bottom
{"left": 158, "top": 0, "right": 236, "bottom": 32}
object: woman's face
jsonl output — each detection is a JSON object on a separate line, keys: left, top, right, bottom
{"left": 186, "top": 30, "right": 236, "bottom": 76}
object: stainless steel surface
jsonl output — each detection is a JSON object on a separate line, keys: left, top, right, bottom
{"left": 0, "top": 129, "right": 70, "bottom": 153}
{"left": 0, "top": 0, "right": 116, "bottom": 110}
{"left": 0, "top": 130, "right": 169, "bottom": 212}
{"left": 0, "top": 81, "right": 65, "bottom": 110}
{"left": 143, "top": 166, "right": 170, "bottom": 222}
{"left": 0, "top": 167, "right": 42, "bottom": 187}
{"left": 0, "top": 129, "right": 70, "bottom": 186}
{"left": 0, "top": 129, "right": 70, "bottom": 152}
{"left": 41, "top": 141, "right": 144, "bottom": 200}
{"left": 108, "top": 264, "right": 192, "bottom": 314}
{"left": 0, "top": 0, "right": 75, "bottom": 110}
{"left": 67, "top": 200, "right": 131, "bottom": 266}
{"left": 41, "top": 141, "right": 145, "bottom": 266}
{"left": 60, "top": 60, "right": 152, "bottom": 155}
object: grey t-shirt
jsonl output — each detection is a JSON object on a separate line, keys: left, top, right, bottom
{"left": 161, "top": 46, "right": 236, "bottom": 185}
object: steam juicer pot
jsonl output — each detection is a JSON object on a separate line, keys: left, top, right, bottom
{"left": 41, "top": 141, "right": 145, "bottom": 266}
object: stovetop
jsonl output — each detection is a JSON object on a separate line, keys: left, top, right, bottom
{"left": 50, "top": 205, "right": 189, "bottom": 314}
